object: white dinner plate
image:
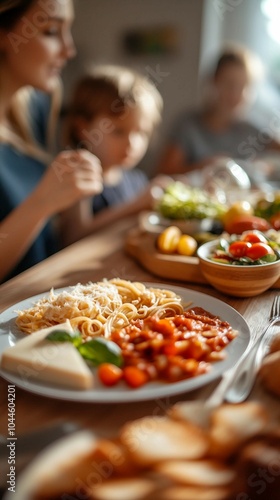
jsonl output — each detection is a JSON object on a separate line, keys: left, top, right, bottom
{"left": 0, "top": 284, "right": 250, "bottom": 403}
{"left": 139, "top": 210, "right": 215, "bottom": 234}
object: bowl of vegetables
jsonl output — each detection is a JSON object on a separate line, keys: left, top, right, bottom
{"left": 150, "top": 181, "right": 226, "bottom": 235}
{"left": 197, "top": 231, "right": 280, "bottom": 297}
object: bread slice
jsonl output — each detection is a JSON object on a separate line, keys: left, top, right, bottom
{"left": 15, "top": 431, "right": 97, "bottom": 500}
{"left": 159, "top": 485, "right": 231, "bottom": 500}
{"left": 209, "top": 402, "right": 269, "bottom": 458}
{"left": 259, "top": 350, "right": 280, "bottom": 397}
{"left": 168, "top": 400, "right": 211, "bottom": 429}
{"left": 156, "top": 459, "right": 235, "bottom": 486}
{"left": 0, "top": 322, "right": 94, "bottom": 389}
{"left": 90, "top": 437, "right": 138, "bottom": 476}
{"left": 234, "top": 438, "right": 280, "bottom": 500}
{"left": 120, "top": 416, "right": 208, "bottom": 465}
{"left": 86, "top": 477, "right": 157, "bottom": 500}
{"left": 269, "top": 332, "right": 280, "bottom": 353}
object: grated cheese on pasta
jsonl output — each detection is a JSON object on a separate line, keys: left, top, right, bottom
{"left": 16, "top": 279, "right": 185, "bottom": 341}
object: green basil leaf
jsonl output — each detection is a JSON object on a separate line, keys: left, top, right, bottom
{"left": 47, "top": 329, "right": 82, "bottom": 347}
{"left": 77, "top": 337, "right": 123, "bottom": 367}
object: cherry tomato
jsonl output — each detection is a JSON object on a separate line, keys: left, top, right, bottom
{"left": 245, "top": 243, "right": 275, "bottom": 260}
{"left": 123, "top": 366, "right": 149, "bottom": 388}
{"left": 98, "top": 363, "right": 123, "bottom": 386}
{"left": 242, "top": 232, "right": 268, "bottom": 244}
{"left": 270, "top": 213, "right": 280, "bottom": 230}
{"left": 228, "top": 241, "right": 252, "bottom": 258}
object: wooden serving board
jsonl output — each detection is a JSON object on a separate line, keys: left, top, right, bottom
{"left": 125, "top": 228, "right": 280, "bottom": 289}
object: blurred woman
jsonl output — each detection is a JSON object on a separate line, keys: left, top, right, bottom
{"left": 0, "top": 0, "right": 103, "bottom": 282}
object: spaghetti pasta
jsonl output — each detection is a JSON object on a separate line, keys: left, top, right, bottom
{"left": 16, "top": 279, "right": 185, "bottom": 340}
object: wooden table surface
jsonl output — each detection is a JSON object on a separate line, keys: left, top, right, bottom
{"left": 0, "top": 216, "right": 279, "bottom": 448}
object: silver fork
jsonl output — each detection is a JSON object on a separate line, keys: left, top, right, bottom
{"left": 207, "top": 295, "right": 280, "bottom": 406}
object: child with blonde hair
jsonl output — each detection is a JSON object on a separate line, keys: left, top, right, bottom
{"left": 61, "top": 65, "right": 163, "bottom": 244}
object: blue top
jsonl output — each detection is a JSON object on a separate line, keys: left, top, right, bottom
{"left": 0, "top": 91, "right": 59, "bottom": 282}
{"left": 92, "top": 168, "right": 148, "bottom": 213}
{"left": 169, "top": 110, "right": 261, "bottom": 166}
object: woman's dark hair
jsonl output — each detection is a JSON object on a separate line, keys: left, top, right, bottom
{"left": 0, "top": 0, "right": 35, "bottom": 30}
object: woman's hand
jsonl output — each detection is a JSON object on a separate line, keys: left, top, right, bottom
{"left": 34, "top": 149, "right": 103, "bottom": 216}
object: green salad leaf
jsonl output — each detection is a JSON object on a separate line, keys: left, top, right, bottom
{"left": 157, "top": 182, "right": 226, "bottom": 220}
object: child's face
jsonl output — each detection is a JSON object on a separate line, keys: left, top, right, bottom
{"left": 214, "top": 63, "right": 249, "bottom": 113}
{"left": 80, "top": 107, "right": 153, "bottom": 171}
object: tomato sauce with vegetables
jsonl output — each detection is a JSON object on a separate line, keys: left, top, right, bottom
{"left": 98, "top": 307, "right": 237, "bottom": 387}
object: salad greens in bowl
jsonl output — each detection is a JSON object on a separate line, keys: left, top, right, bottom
{"left": 141, "top": 181, "right": 226, "bottom": 235}
{"left": 206, "top": 231, "right": 280, "bottom": 266}
{"left": 157, "top": 181, "right": 226, "bottom": 221}
{"left": 197, "top": 231, "right": 280, "bottom": 297}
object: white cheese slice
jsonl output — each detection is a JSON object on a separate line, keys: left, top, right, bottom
{"left": 0, "top": 321, "right": 94, "bottom": 390}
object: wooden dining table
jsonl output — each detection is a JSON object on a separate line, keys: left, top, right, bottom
{"left": 0, "top": 215, "right": 280, "bottom": 493}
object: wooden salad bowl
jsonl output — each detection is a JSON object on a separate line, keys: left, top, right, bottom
{"left": 197, "top": 240, "right": 280, "bottom": 297}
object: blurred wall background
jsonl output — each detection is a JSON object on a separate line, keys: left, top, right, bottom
{"left": 62, "top": 0, "right": 280, "bottom": 175}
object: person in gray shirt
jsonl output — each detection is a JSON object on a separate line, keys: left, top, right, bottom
{"left": 157, "top": 45, "right": 280, "bottom": 176}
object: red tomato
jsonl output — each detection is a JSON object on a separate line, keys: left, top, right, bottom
{"left": 228, "top": 241, "right": 252, "bottom": 258}
{"left": 224, "top": 215, "right": 271, "bottom": 235}
{"left": 123, "top": 366, "right": 149, "bottom": 388}
{"left": 98, "top": 363, "right": 123, "bottom": 386}
{"left": 245, "top": 243, "right": 275, "bottom": 260}
{"left": 242, "top": 232, "right": 268, "bottom": 244}
{"left": 270, "top": 213, "right": 280, "bottom": 230}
